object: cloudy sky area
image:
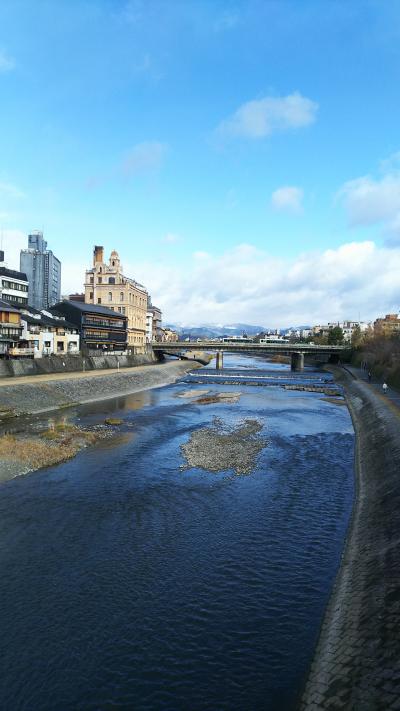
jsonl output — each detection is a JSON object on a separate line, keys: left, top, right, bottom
{"left": 1, "top": 0, "right": 400, "bottom": 326}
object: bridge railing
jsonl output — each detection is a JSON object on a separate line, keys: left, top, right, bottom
{"left": 152, "top": 340, "right": 347, "bottom": 352}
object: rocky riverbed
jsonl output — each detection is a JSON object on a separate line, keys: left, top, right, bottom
{"left": 181, "top": 416, "right": 267, "bottom": 475}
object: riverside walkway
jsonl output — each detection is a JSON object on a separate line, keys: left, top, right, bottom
{"left": 301, "top": 366, "right": 400, "bottom": 710}
{"left": 344, "top": 364, "right": 400, "bottom": 411}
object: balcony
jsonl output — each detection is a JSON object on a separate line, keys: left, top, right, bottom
{"left": 8, "top": 347, "right": 35, "bottom": 358}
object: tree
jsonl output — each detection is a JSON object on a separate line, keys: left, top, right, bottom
{"left": 328, "top": 326, "right": 344, "bottom": 345}
{"left": 351, "top": 325, "right": 363, "bottom": 348}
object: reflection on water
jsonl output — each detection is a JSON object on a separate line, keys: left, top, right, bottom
{"left": 0, "top": 355, "right": 354, "bottom": 711}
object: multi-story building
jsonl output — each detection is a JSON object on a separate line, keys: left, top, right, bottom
{"left": 146, "top": 310, "right": 153, "bottom": 343}
{"left": 374, "top": 313, "right": 400, "bottom": 336}
{"left": 20, "top": 231, "right": 61, "bottom": 310}
{"left": 51, "top": 300, "right": 128, "bottom": 353}
{"left": 10, "top": 307, "right": 80, "bottom": 358}
{"left": 0, "top": 299, "right": 22, "bottom": 356}
{"left": 0, "top": 266, "right": 29, "bottom": 307}
{"left": 147, "top": 296, "right": 162, "bottom": 342}
{"left": 0, "top": 249, "right": 29, "bottom": 307}
{"left": 84, "top": 246, "right": 148, "bottom": 352}
{"left": 160, "top": 328, "right": 179, "bottom": 342}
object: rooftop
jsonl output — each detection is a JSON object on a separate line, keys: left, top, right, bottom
{"left": 51, "top": 300, "right": 128, "bottom": 319}
{"left": 0, "top": 298, "right": 20, "bottom": 314}
{"left": 0, "top": 267, "right": 28, "bottom": 282}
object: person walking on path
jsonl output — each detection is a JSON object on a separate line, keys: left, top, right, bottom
{"left": 383, "top": 382, "right": 388, "bottom": 394}
{"left": 368, "top": 371, "right": 372, "bottom": 383}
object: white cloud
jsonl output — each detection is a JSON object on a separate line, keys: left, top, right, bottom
{"left": 162, "top": 233, "right": 180, "bottom": 244}
{"left": 339, "top": 174, "right": 400, "bottom": 226}
{"left": 1, "top": 231, "right": 27, "bottom": 270}
{"left": 338, "top": 152, "right": 400, "bottom": 236}
{"left": 193, "top": 251, "right": 210, "bottom": 260}
{"left": 0, "top": 182, "right": 25, "bottom": 199}
{"left": 122, "top": 141, "right": 168, "bottom": 177}
{"left": 217, "top": 92, "right": 318, "bottom": 139}
{"left": 74, "top": 240, "right": 399, "bottom": 328}
{"left": 0, "top": 50, "right": 15, "bottom": 73}
{"left": 271, "top": 186, "right": 303, "bottom": 214}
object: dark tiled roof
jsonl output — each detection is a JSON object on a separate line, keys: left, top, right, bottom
{"left": 51, "top": 301, "right": 127, "bottom": 319}
{"left": 0, "top": 267, "right": 28, "bottom": 281}
{"left": 21, "top": 314, "right": 77, "bottom": 330}
{"left": 0, "top": 298, "right": 20, "bottom": 313}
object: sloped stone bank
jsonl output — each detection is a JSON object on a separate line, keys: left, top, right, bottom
{"left": 0, "top": 351, "right": 158, "bottom": 379}
{"left": 0, "top": 361, "right": 198, "bottom": 418}
{"left": 301, "top": 368, "right": 400, "bottom": 710}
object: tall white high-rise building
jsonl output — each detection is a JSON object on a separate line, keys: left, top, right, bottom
{"left": 20, "top": 232, "right": 61, "bottom": 309}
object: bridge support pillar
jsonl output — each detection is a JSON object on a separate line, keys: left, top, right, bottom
{"left": 216, "top": 350, "right": 224, "bottom": 370}
{"left": 291, "top": 352, "right": 304, "bottom": 372}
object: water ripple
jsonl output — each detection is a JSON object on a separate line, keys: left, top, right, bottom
{"left": 0, "top": 361, "right": 354, "bottom": 711}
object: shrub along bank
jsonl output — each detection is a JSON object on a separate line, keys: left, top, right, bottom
{"left": 351, "top": 334, "right": 400, "bottom": 388}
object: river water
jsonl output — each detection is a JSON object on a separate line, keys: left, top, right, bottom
{"left": 0, "top": 355, "right": 354, "bottom": 711}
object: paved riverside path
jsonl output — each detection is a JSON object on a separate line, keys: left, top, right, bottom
{"left": 0, "top": 361, "right": 199, "bottom": 416}
{"left": 344, "top": 364, "right": 400, "bottom": 412}
{"left": 0, "top": 363, "right": 154, "bottom": 387}
{"left": 301, "top": 366, "right": 400, "bottom": 711}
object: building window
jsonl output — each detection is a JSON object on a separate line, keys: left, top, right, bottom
{"left": 108, "top": 292, "right": 112, "bottom": 302}
{"left": 98, "top": 277, "right": 102, "bottom": 284}
{"left": 97, "top": 298, "right": 102, "bottom": 304}
{"left": 90, "top": 276, "right": 94, "bottom": 284}
{"left": 57, "top": 341, "right": 64, "bottom": 351}
{"left": 90, "top": 292, "right": 93, "bottom": 299}
{"left": 122, "top": 307, "right": 126, "bottom": 315}
{"left": 109, "top": 277, "right": 115, "bottom": 284}
{"left": 120, "top": 292, "right": 124, "bottom": 302}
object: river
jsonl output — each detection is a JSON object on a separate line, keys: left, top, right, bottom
{"left": 0, "top": 354, "right": 354, "bottom": 711}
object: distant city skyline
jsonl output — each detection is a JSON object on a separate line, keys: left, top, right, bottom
{"left": 1, "top": 1, "right": 400, "bottom": 326}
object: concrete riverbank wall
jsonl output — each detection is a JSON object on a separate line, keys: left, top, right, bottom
{"left": 301, "top": 367, "right": 400, "bottom": 710}
{"left": 0, "top": 351, "right": 159, "bottom": 379}
{"left": 0, "top": 360, "right": 198, "bottom": 418}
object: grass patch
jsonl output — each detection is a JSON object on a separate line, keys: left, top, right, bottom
{"left": 0, "top": 425, "right": 101, "bottom": 472}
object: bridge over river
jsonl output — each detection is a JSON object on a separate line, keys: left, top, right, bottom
{"left": 152, "top": 341, "right": 348, "bottom": 371}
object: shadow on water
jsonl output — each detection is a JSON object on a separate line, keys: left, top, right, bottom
{"left": 0, "top": 354, "right": 354, "bottom": 711}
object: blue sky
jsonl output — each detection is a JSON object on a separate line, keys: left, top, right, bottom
{"left": 1, "top": 0, "right": 400, "bottom": 325}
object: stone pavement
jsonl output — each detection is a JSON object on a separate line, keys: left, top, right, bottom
{"left": 300, "top": 367, "right": 400, "bottom": 710}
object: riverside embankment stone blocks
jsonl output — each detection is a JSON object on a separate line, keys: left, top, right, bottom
{"left": 301, "top": 368, "right": 400, "bottom": 710}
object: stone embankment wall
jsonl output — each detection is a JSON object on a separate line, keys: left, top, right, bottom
{"left": 301, "top": 367, "right": 400, "bottom": 710}
{"left": 0, "top": 360, "right": 197, "bottom": 418}
{"left": 0, "top": 351, "right": 159, "bottom": 379}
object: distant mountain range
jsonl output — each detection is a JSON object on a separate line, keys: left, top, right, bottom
{"left": 164, "top": 323, "right": 264, "bottom": 338}
{"left": 164, "top": 323, "right": 311, "bottom": 338}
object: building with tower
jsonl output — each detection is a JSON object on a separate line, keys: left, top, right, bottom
{"left": 20, "top": 232, "right": 61, "bottom": 310}
{"left": 84, "top": 246, "right": 148, "bottom": 352}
